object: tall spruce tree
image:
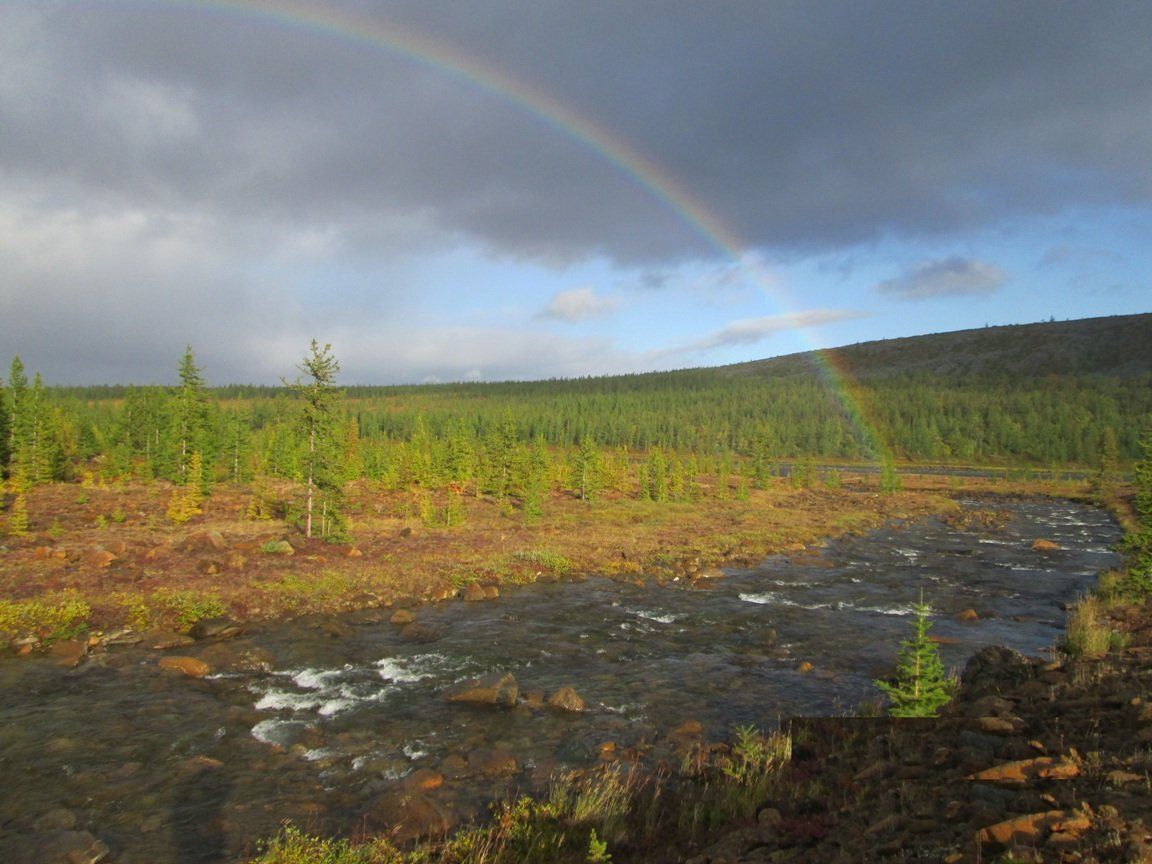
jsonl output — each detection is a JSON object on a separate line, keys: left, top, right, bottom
{"left": 172, "top": 346, "right": 210, "bottom": 486}
{"left": 6, "top": 356, "right": 27, "bottom": 477}
{"left": 285, "top": 340, "right": 346, "bottom": 541}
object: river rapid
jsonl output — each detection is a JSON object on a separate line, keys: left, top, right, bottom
{"left": 0, "top": 498, "right": 1122, "bottom": 863}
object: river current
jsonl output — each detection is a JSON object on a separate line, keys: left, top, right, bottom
{"left": 0, "top": 499, "right": 1122, "bottom": 862}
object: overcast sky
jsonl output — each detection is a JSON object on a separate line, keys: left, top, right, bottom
{"left": 2, "top": 1, "right": 1149, "bottom": 385}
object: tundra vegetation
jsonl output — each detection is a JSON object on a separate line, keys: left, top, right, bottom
{"left": 1, "top": 319, "right": 1151, "bottom": 862}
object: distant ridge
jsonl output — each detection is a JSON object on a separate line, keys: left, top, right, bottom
{"left": 722, "top": 313, "right": 1152, "bottom": 380}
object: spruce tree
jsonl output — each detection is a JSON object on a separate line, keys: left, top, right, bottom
{"left": 875, "top": 593, "right": 957, "bottom": 718}
{"left": 285, "top": 340, "right": 346, "bottom": 541}
{"left": 172, "top": 346, "right": 210, "bottom": 486}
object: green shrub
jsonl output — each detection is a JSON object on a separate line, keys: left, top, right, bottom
{"left": 149, "top": 588, "right": 227, "bottom": 630}
{"left": 0, "top": 592, "right": 91, "bottom": 642}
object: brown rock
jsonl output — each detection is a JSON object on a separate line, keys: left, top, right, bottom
{"left": 48, "top": 639, "right": 87, "bottom": 668}
{"left": 1107, "top": 769, "right": 1144, "bottom": 786}
{"left": 546, "top": 685, "right": 586, "bottom": 713}
{"left": 0, "top": 830, "right": 111, "bottom": 864}
{"left": 189, "top": 617, "right": 243, "bottom": 640}
{"left": 390, "top": 609, "right": 416, "bottom": 625}
{"left": 853, "top": 761, "right": 892, "bottom": 783}
{"left": 973, "top": 715, "right": 1025, "bottom": 735}
{"left": 399, "top": 622, "right": 445, "bottom": 644}
{"left": 446, "top": 672, "right": 518, "bottom": 706}
{"left": 968, "top": 757, "right": 1080, "bottom": 785}
{"left": 1031, "top": 539, "right": 1060, "bottom": 553}
{"left": 404, "top": 768, "right": 444, "bottom": 791}
{"left": 976, "top": 810, "right": 1066, "bottom": 848}
{"left": 179, "top": 530, "right": 227, "bottom": 552}
{"left": 362, "top": 789, "right": 455, "bottom": 843}
{"left": 158, "top": 656, "right": 211, "bottom": 678}
{"left": 467, "top": 748, "right": 518, "bottom": 777}
{"left": 143, "top": 630, "right": 195, "bottom": 650}
{"left": 80, "top": 549, "right": 116, "bottom": 568}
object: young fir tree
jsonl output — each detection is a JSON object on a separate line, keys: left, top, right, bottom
{"left": 285, "top": 341, "right": 346, "bottom": 541}
{"left": 874, "top": 593, "right": 957, "bottom": 718}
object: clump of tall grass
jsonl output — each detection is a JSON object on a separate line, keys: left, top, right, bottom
{"left": 1063, "top": 595, "right": 1115, "bottom": 659}
{"left": 676, "top": 726, "right": 792, "bottom": 841}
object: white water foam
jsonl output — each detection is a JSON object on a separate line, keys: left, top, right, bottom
{"left": 251, "top": 718, "right": 308, "bottom": 747}
{"left": 630, "top": 608, "right": 678, "bottom": 624}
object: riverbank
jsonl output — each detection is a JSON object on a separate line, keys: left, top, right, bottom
{"left": 1, "top": 473, "right": 981, "bottom": 650}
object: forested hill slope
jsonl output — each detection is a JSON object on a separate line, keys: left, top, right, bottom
{"left": 722, "top": 313, "right": 1152, "bottom": 381}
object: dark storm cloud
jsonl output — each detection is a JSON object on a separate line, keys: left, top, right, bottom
{"left": 4, "top": 1, "right": 1151, "bottom": 264}
{"left": 2, "top": 1, "right": 1150, "bottom": 382}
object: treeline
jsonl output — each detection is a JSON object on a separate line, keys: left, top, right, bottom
{"left": 3, "top": 349, "right": 1150, "bottom": 501}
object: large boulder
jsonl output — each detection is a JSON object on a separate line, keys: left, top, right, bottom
{"left": 178, "top": 531, "right": 227, "bottom": 553}
{"left": 361, "top": 789, "right": 455, "bottom": 843}
{"left": 447, "top": 672, "right": 518, "bottom": 707}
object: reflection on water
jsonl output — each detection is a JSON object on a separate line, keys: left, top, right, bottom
{"left": 0, "top": 499, "right": 1122, "bottom": 862}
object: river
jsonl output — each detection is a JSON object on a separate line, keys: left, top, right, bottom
{"left": 0, "top": 498, "right": 1122, "bottom": 863}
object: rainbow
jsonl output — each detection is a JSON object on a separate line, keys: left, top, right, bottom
{"left": 61, "top": 0, "right": 891, "bottom": 457}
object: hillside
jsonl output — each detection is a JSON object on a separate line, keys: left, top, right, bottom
{"left": 721, "top": 313, "right": 1152, "bottom": 381}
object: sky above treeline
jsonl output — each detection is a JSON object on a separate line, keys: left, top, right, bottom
{"left": 2, "top": 1, "right": 1150, "bottom": 385}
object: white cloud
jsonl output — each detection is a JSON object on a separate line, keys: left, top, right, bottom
{"left": 877, "top": 257, "right": 1005, "bottom": 300}
{"left": 673, "top": 309, "right": 867, "bottom": 355}
{"left": 539, "top": 287, "right": 621, "bottom": 322}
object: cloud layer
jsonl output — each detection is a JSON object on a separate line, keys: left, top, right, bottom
{"left": 2, "top": 1, "right": 1150, "bottom": 382}
{"left": 877, "top": 258, "right": 1006, "bottom": 301}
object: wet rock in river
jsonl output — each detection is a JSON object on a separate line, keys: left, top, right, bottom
{"left": 461, "top": 582, "right": 487, "bottom": 602}
{"left": 399, "top": 621, "right": 445, "bottom": 644}
{"left": 197, "top": 642, "right": 274, "bottom": 673}
{"left": 48, "top": 639, "right": 87, "bottom": 668}
{"left": 189, "top": 616, "right": 243, "bottom": 640}
{"left": 157, "top": 656, "right": 211, "bottom": 678}
{"left": 0, "top": 830, "right": 111, "bottom": 864}
{"left": 390, "top": 609, "right": 416, "bottom": 625}
{"left": 546, "top": 685, "right": 586, "bottom": 713}
{"left": 447, "top": 672, "right": 518, "bottom": 707}
{"left": 361, "top": 789, "right": 456, "bottom": 843}
{"left": 404, "top": 768, "right": 445, "bottom": 791}
{"left": 143, "top": 630, "right": 195, "bottom": 650}
{"left": 467, "top": 747, "right": 518, "bottom": 777}
{"left": 32, "top": 809, "right": 78, "bottom": 832}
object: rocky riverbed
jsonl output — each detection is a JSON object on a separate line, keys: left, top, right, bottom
{"left": 0, "top": 498, "right": 1125, "bottom": 863}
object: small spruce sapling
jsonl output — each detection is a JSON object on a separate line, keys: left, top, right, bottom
{"left": 874, "top": 591, "right": 957, "bottom": 717}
